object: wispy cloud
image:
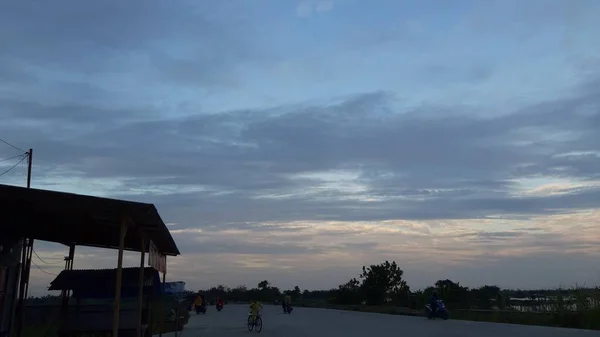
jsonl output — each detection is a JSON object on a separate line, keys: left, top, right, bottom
{"left": 296, "top": 0, "right": 335, "bottom": 17}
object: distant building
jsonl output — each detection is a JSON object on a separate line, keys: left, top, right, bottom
{"left": 164, "top": 281, "right": 186, "bottom": 294}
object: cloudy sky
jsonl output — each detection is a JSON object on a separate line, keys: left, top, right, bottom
{"left": 1, "top": 0, "right": 600, "bottom": 296}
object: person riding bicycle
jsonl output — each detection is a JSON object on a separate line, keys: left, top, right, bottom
{"left": 249, "top": 299, "right": 263, "bottom": 322}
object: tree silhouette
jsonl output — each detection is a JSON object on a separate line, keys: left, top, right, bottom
{"left": 335, "top": 277, "right": 361, "bottom": 305}
{"left": 359, "top": 260, "right": 409, "bottom": 305}
{"left": 473, "top": 285, "right": 502, "bottom": 309}
{"left": 258, "top": 280, "right": 270, "bottom": 290}
{"left": 434, "top": 279, "right": 470, "bottom": 308}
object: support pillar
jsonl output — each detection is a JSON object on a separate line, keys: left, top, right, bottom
{"left": 112, "top": 220, "right": 128, "bottom": 337}
{"left": 136, "top": 236, "right": 146, "bottom": 337}
{"left": 158, "top": 271, "right": 166, "bottom": 337}
{"left": 59, "top": 244, "right": 75, "bottom": 331}
{"left": 0, "top": 239, "right": 22, "bottom": 337}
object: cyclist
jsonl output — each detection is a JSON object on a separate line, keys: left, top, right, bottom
{"left": 249, "top": 299, "right": 263, "bottom": 323}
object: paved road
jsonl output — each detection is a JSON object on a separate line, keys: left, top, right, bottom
{"left": 173, "top": 304, "right": 599, "bottom": 337}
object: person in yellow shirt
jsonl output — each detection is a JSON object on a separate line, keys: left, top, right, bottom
{"left": 249, "top": 299, "right": 263, "bottom": 323}
{"left": 193, "top": 295, "right": 203, "bottom": 308}
{"left": 193, "top": 294, "right": 206, "bottom": 314}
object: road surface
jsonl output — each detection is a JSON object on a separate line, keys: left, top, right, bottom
{"left": 171, "top": 304, "right": 599, "bottom": 337}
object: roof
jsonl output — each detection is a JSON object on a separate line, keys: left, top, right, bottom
{"left": 48, "top": 267, "right": 162, "bottom": 298}
{"left": 0, "top": 184, "right": 179, "bottom": 255}
{"left": 49, "top": 267, "right": 159, "bottom": 290}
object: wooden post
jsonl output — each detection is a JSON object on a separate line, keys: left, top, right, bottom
{"left": 158, "top": 271, "right": 166, "bottom": 337}
{"left": 113, "top": 220, "right": 128, "bottom": 337}
{"left": 59, "top": 244, "right": 75, "bottom": 328}
{"left": 136, "top": 236, "right": 146, "bottom": 337}
{"left": 68, "top": 244, "right": 75, "bottom": 270}
{"left": 66, "top": 244, "right": 75, "bottom": 299}
{"left": 14, "top": 239, "right": 27, "bottom": 337}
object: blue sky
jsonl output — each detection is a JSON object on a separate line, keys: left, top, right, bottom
{"left": 1, "top": 0, "right": 600, "bottom": 295}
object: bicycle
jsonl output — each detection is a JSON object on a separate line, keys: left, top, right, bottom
{"left": 247, "top": 312, "right": 263, "bottom": 333}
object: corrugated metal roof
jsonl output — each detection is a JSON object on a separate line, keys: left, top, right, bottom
{"left": 0, "top": 184, "right": 179, "bottom": 255}
{"left": 49, "top": 267, "right": 160, "bottom": 292}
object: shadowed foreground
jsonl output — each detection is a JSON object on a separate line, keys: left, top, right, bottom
{"left": 161, "top": 304, "right": 599, "bottom": 337}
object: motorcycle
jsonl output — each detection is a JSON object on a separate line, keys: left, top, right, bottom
{"left": 216, "top": 302, "right": 224, "bottom": 312}
{"left": 425, "top": 300, "right": 449, "bottom": 320}
{"left": 282, "top": 303, "right": 293, "bottom": 314}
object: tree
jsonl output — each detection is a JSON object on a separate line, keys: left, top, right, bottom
{"left": 433, "top": 279, "right": 470, "bottom": 308}
{"left": 289, "top": 286, "right": 301, "bottom": 300}
{"left": 335, "top": 278, "right": 361, "bottom": 305}
{"left": 258, "top": 280, "right": 270, "bottom": 290}
{"left": 359, "top": 260, "right": 409, "bottom": 305}
{"left": 472, "top": 285, "right": 502, "bottom": 309}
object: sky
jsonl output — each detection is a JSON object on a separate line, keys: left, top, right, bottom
{"left": 1, "top": 0, "right": 600, "bottom": 296}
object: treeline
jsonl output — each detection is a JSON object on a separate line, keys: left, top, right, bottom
{"left": 191, "top": 261, "right": 505, "bottom": 309}
{"left": 188, "top": 281, "right": 332, "bottom": 305}
{"left": 190, "top": 261, "right": 600, "bottom": 311}
{"left": 27, "top": 260, "right": 599, "bottom": 311}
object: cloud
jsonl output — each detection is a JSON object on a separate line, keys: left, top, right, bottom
{"left": 8, "top": 78, "right": 598, "bottom": 223}
{"left": 296, "top": 1, "right": 313, "bottom": 17}
{"left": 3, "top": 0, "right": 600, "bottom": 294}
{"left": 28, "top": 209, "right": 600, "bottom": 294}
{"left": 316, "top": 1, "right": 335, "bottom": 13}
{"left": 296, "top": 0, "right": 335, "bottom": 17}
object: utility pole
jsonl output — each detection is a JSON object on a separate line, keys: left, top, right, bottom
{"left": 23, "top": 149, "right": 33, "bottom": 299}
{"left": 26, "top": 149, "right": 32, "bottom": 189}
{"left": 15, "top": 149, "right": 33, "bottom": 337}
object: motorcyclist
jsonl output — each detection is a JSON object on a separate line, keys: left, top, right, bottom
{"left": 429, "top": 291, "right": 440, "bottom": 314}
{"left": 284, "top": 294, "right": 292, "bottom": 310}
{"left": 217, "top": 296, "right": 224, "bottom": 307}
{"left": 193, "top": 294, "right": 203, "bottom": 311}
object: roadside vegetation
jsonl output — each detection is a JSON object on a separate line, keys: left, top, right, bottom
{"left": 24, "top": 260, "right": 600, "bottom": 331}
{"left": 189, "top": 261, "right": 600, "bottom": 330}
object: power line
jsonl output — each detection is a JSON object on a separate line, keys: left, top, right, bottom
{"left": 0, "top": 153, "right": 26, "bottom": 163}
{"left": 32, "top": 248, "right": 64, "bottom": 265}
{"left": 30, "top": 259, "right": 58, "bottom": 276}
{"left": 0, "top": 137, "right": 26, "bottom": 153}
{"left": 0, "top": 155, "right": 27, "bottom": 177}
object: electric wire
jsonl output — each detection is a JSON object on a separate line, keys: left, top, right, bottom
{"left": 0, "top": 155, "right": 27, "bottom": 177}
{"left": 0, "top": 153, "right": 26, "bottom": 163}
{"left": 0, "top": 137, "right": 26, "bottom": 153}
{"left": 32, "top": 248, "right": 64, "bottom": 265}
{"left": 30, "top": 259, "right": 58, "bottom": 276}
